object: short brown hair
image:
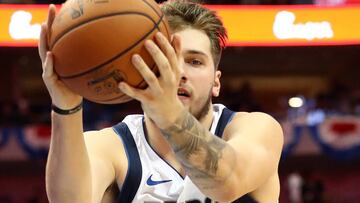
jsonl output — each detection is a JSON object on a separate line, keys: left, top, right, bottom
{"left": 161, "top": 0, "right": 227, "bottom": 68}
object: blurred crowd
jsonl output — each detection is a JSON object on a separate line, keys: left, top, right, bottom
{"left": 222, "top": 80, "right": 360, "bottom": 121}
{"left": 1, "top": 79, "right": 359, "bottom": 130}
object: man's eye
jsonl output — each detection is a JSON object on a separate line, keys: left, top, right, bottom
{"left": 189, "top": 59, "right": 202, "bottom": 66}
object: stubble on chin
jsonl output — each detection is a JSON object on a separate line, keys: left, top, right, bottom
{"left": 191, "top": 91, "right": 212, "bottom": 121}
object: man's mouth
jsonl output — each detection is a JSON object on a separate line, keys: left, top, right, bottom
{"left": 177, "top": 88, "right": 190, "bottom": 98}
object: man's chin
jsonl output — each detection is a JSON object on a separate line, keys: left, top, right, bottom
{"left": 192, "top": 99, "right": 212, "bottom": 121}
{"left": 178, "top": 95, "right": 191, "bottom": 103}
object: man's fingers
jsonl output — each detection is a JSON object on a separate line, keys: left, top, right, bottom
{"left": 132, "top": 54, "right": 161, "bottom": 92}
{"left": 39, "top": 4, "right": 56, "bottom": 61}
{"left": 172, "top": 35, "right": 182, "bottom": 57}
{"left": 47, "top": 4, "right": 56, "bottom": 30}
{"left": 38, "top": 23, "right": 48, "bottom": 62}
{"left": 171, "top": 34, "right": 182, "bottom": 78}
{"left": 45, "top": 4, "right": 56, "bottom": 50}
{"left": 155, "top": 32, "right": 178, "bottom": 77}
{"left": 42, "top": 52, "right": 54, "bottom": 78}
{"left": 144, "top": 40, "right": 172, "bottom": 82}
{"left": 118, "top": 82, "right": 146, "bottom": 102}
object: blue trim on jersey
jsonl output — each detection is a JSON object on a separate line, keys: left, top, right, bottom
{"left": 142, "top": 118, "right": 185, "bottom": 180}
{"left": 214, "top": 107, "right": 235, "bottom": 138}
{"left": 234, "top": 195, "right": 259, "bottom": 203}
{"left": 113, "top": 122, "right": 142, "bottom": 203}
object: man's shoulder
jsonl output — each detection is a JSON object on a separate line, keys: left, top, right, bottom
{"left": 84, "top": 127, "right": 117, "bottom": 138}
{"left": 83, "top": 113, "right": 144, "bottom": 149}
{"left": 224, "top": 111, "right": 283, "bottom": 141}
{"left": 232, "top": 111, "right": 278, "bottom": 125}
{"left": 84, "top": 127, "right": 125, "bottom": 152}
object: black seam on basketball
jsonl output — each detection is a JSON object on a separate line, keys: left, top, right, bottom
{"left": 141, "top": 0, "right": 161, "bottom": 17}
{"left": 57, "top": 13, "right": 164, "bottom": 79}
{"left": 142, "top": 0, "right": 171, "bottom": 40}
{"left": 51, "top": 11, "right": 159, "bottom": 50}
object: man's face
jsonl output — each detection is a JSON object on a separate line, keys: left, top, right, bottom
{"left": 175, "top": 28, "right": 221, "bottom": 121}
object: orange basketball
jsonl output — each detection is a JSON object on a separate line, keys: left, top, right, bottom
{"left": 48, "top": 0, "right": 170, "bottom": 104}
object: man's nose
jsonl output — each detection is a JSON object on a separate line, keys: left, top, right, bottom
{"left": 178, "top": 60, "right": 187, "bottom": 82}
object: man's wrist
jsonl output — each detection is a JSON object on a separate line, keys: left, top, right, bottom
{"left": 52, "top": 101, "right": 83, "bottom": 115}
{"left": 160, "top": 108, "right": 188, "bottom": 136}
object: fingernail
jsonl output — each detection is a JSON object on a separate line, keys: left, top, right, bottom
{"left": 144, "top": 40, "right": 153, "bottom": 51}
{"left": 132, "top": 54, "right": 141, "bottom": 63}
{"left": 156, "top": 32, "right": 163, "bottom": 41}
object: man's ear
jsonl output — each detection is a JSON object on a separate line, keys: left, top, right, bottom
{"left": 212, "top": 70, "right": 221, "bottom": 97}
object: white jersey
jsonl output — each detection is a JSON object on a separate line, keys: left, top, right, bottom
{"left": 112, "top": 104, "right": 257, "bottom": 203}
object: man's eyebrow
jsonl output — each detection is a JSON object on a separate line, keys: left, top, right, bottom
{"left": 184, "top": 50, "right": 209, "bottom": 58}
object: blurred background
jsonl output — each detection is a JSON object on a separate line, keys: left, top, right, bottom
{"left": 0, "top": 0, "right": 360, "bottom": 202}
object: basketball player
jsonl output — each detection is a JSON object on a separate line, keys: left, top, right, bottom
{"left": 39, "top": 1, "right": 283, "bottom": 202}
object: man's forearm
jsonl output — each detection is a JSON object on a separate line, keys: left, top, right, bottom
{"left": 161, "top": 110, "right": 237, "bottom": 191}
{"left": 46, "top": 111, "right": 92, "bottom": 202}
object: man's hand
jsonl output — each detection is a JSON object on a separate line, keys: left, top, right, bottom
{"left": 118, "top": 32, "right": 185, "bottom": 129}
{"left": 38, "top": 4, "right": 82, "bottom": 110}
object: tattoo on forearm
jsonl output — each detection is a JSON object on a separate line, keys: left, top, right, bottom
{"left": 161, "top": 110, "right": 236, "bottom": 185}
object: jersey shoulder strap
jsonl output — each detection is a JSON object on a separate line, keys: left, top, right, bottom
{"left": 233, "top": 195, "right": 259, "bottom": 203}
{"left": 214, "top": 107, "right": 236, "bottom": 138}
{"left": 112, "top": 122, "right": 142, "bottom": 203}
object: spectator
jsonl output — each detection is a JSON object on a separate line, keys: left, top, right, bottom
{"left": 235, "top": 82, "right": 262, "bottom": 112}
{"left": 288, "top": 172, "right": 303, "bottom": 203}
